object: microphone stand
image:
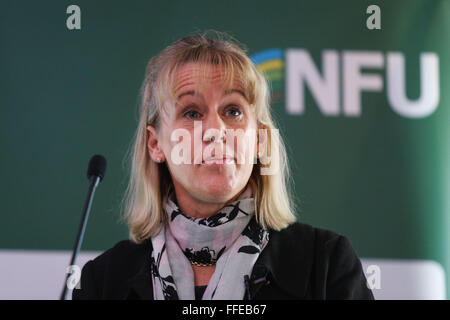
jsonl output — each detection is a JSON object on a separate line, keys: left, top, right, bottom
{"left": 60, "top": 175, "right": 101, "bottom": 300}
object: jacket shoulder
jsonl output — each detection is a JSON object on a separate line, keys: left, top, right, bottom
{"left": 72, "top": 239, "right": 151, "bottom": 300}
{"left": 273, "top": 221, "right": 343, "bottom": 246}
{"left": 265, "top": 221, "right": 346, "bottom": 269}
{"left": 264, "top": 222, "right": 374, "bottom": 299}
{"left": 92, "top": 240, "right": 148, "bottom": 264}
{"left": 90, "top": 239, "right": 151, "bottom": 278}
{"left": 275, "top": 221, "right": 363, "bottom": 272}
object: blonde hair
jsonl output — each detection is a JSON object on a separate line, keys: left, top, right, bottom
{"left": 122, "top": 30, "right": 297, "bottom": 244}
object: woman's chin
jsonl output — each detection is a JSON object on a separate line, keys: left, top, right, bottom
{"left": 199, "top": 182, "right": 234, "bottom": 201}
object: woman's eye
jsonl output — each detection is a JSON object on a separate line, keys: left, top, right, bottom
{"left": 225, "top": 107, "right": 242, "bottom": 118}
{"left": 183, "top": 110, "right": 202, "bottom": 119}
{"left": 182, "top": 105, "right": 242, "bottom": 120}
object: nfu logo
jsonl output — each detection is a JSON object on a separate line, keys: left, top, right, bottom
{"left": 251, "top": 49, "right": 439, "bottom": 118}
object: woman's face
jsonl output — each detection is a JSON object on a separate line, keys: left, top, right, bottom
{"left": 147, "top": 62, "right": 259, "bottom": 205}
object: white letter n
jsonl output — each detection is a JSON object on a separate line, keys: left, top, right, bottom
{"left": 286, "top": 49, "right": 339, "bottom": 116}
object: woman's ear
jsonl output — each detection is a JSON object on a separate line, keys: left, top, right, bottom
{"left": 146, "top": 125, "right": 165, "bottom": 163}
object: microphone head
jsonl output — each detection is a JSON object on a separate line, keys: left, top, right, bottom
{"left": 87, "top": 155, "right": 107, "bottom": 181}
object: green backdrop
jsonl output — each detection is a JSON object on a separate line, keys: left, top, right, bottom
{"left": 1, "top": 0, "right": 449, "bottom": 297}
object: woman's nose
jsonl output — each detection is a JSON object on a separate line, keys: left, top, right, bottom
{"left": 202, "top": 111, "right": 226, "bottom": 143}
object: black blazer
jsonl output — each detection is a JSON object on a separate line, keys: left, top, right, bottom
{"left": 72, "top": 222, "right": 374, "bottom": 300}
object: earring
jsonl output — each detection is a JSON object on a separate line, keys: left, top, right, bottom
{"left": 156, "top": 157, "right": 162, "bottom": 163}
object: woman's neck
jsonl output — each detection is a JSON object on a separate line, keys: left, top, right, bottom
{"left": 171, "top": 184, "right": 247, "bottom": 219}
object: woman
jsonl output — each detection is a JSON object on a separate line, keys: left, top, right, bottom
{"left": 72, "top": 31, "right": 374, "bottom": 300}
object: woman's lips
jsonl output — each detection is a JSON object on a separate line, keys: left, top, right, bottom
{"left": 202, "top": 157, "right": 235, "bottom": 165}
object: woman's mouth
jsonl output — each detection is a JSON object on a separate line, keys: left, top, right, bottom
{"left": 202, "top": 156, "right": 235, "bottom": 166}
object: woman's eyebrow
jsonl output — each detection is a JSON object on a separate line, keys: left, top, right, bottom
{"left": 225, "top": 89, "right": 247, "bottom": 100}
{"left": 177, "top": 89, "right": 246, "bottom": 100}
{"left": 177, "top": 90, "right": 197, "bottom": 99}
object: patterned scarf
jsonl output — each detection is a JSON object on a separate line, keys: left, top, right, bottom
{"left": 149, "top": 184, "right": 270, "bottom": 300}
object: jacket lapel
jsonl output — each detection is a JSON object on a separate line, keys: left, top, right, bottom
{"left": 250, "top": 228, "right": 314, "bottom": 299}
{"left": 124, "top": 239, "right": 154, "bottom": 300}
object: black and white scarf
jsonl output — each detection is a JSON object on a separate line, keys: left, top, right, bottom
{"left": 149, "top": 184, "right": 270, "bottom": 300}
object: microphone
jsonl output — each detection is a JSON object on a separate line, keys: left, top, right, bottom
{"left": 60, "top": 155, "right": 107, "bottom": 300}
{"left": 244, "top": 264, "right": 271, "bottom": 300}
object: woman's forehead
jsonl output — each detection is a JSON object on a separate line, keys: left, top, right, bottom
{"left": 171, "top": 62, "right": 245, "bottom": 97}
